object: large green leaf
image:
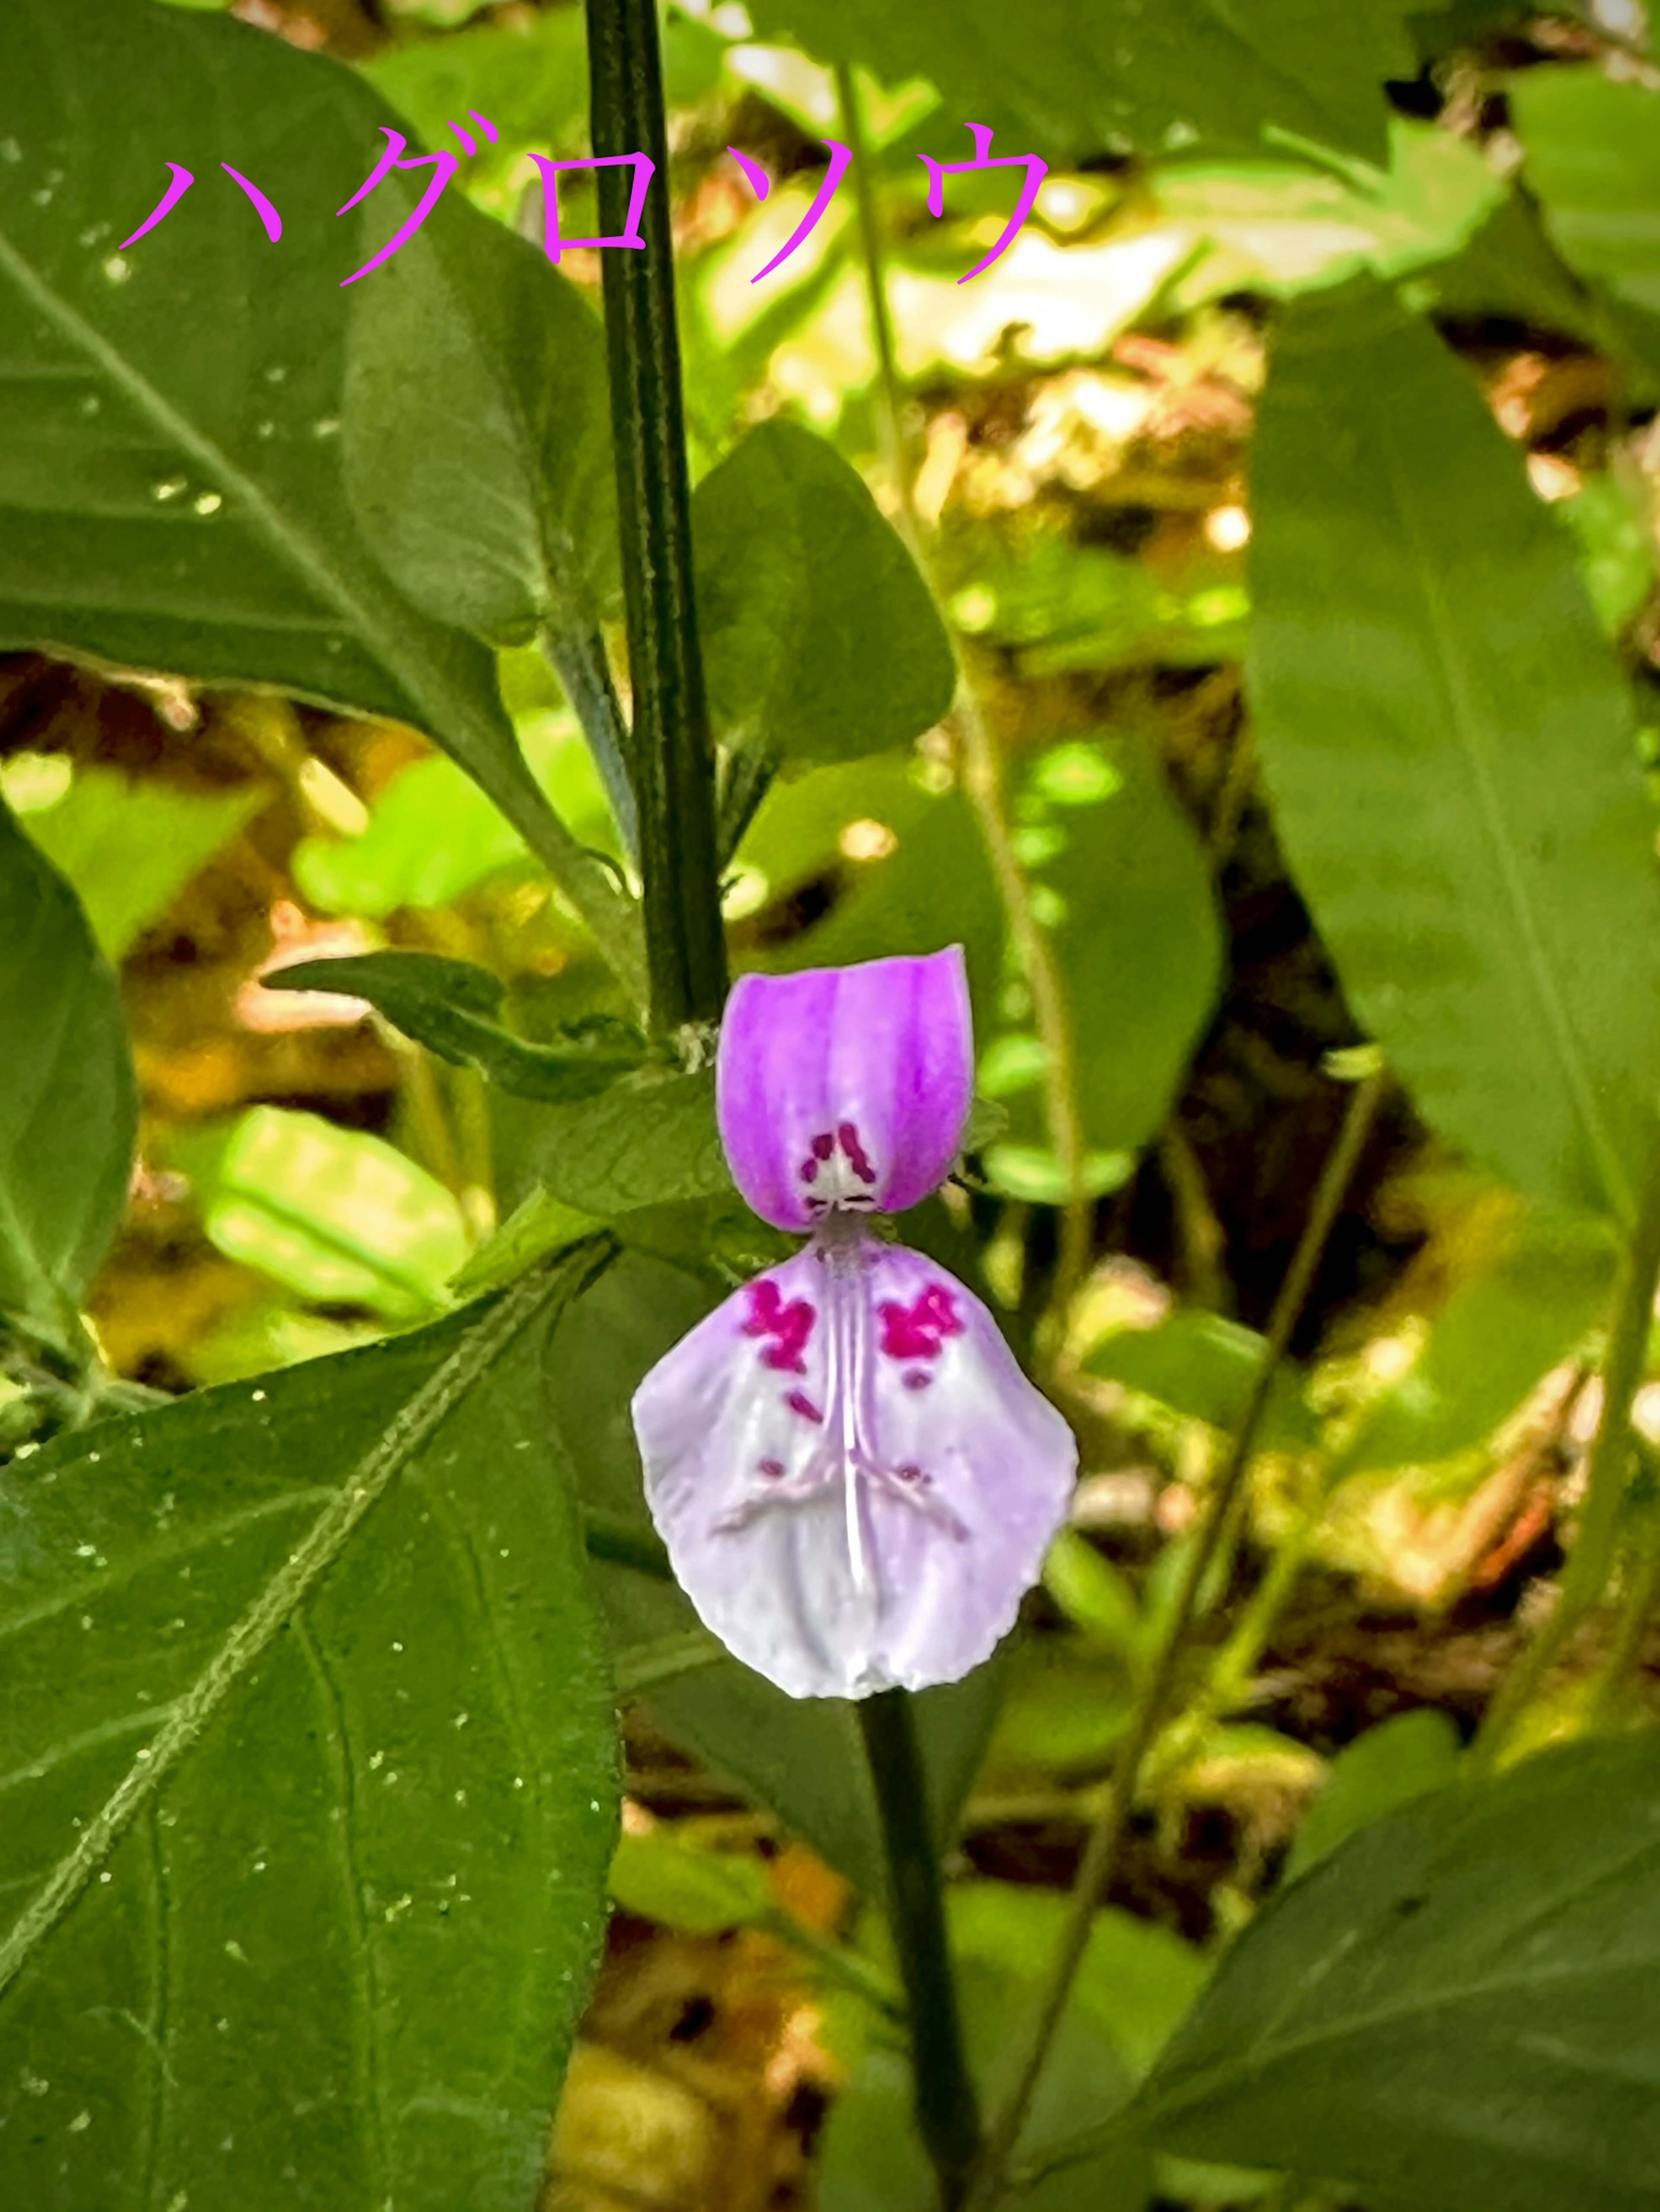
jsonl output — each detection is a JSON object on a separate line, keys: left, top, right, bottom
{"left": 1248, "top": 284, "right": 1660, "bottom": 1224}
{"left": 544, "top": 1254, "right": 1006, "bottom": 1896}
{"left": 343, "top": 202, "right": 616, "bottom": 646}
{"left": 0, "top": 798, "right": 137, "bottom": 1346}
{"left": 1132, "top": 1734, "right": 1660, "bottom": 2212}
{"left": 693, "top": 420, "right": 955, "bottom": 763}
{"left": 1510, "top": 68, "right": 1660, "bottom": 321}
{"left": 0, "top": 0, "right": 638, "bottom": 993}
{"left": 0, "top": 1255, "right": 618, "bottom": 2212}
{"left": 741, "top": 0, "right": 1407, "bottom": 163}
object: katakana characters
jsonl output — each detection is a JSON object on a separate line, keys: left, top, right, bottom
{"left": 525, "top": 151, "right": 654, "bottom": 267}
{"left": 919, "top": 121, "right": 1048, "bottom": 281}
{"left": 118, "top": 160, "right": 283, "bottom": 250}
{"left": 725, "top": 140, "right": 852, "bottom": 283}
{"left": 336, "top": 112, "right": 498, "bottom": 286}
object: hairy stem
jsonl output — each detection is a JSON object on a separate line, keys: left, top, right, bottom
{"left": 1474, "top": 1149, "right": 1660, "bottom": 1767}
{"left": 859, "top": 1689, "right": 983, "bottom": 2210}
{"left": 584, "top": 0, "right": 726, "bottom": 1031}
{"left": 964, "top": 1070, "right": 1386, "bottom": 2212}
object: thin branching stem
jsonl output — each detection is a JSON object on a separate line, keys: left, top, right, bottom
{"left": 964, "top": 1070, "right": 1386, "bottom": 2212}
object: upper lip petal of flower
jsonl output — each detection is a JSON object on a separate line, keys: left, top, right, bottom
{"left": 715, "top": 947, "right": 973, "bottom": 1232}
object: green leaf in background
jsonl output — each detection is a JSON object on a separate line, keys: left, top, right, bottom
{"left": 0, "top": 797, "right": 137, "bottom": 1345}
{"left": 525, "top": 1070, "right": 735, "bottom": 1216}
{"left": 343, "top": 200, "right": 616, "bottom": 645}
{"left": 607, "top": 1829, "right": 773, "bottom": 1935}
{"left": 990, "top": 734, "right": 1223, "bottom": 1181}
{"left": 361, "top": 7, "right": 590, "bottom": 190}
{"left": 1248, "top": 282, "right": 1660, "bottom": 1225}
{"left": 1086, "top": 1309, "right": 1318, "bottom": 1456}
{"left": 3, "top": 760, "right": 262, "bottom": 961}
{"left": 1284, "top": 1708, "right": 1463, "bottom": 1880}
{"left": 0, "top": 0, "right": 637, "bottom": 990}
{"left": 1558, "top": 472, "right": 1657, "bottom": 635}
{"left": 544, "top": 1254, "right": 1007, "bottom": 1898}
{"left": 1133, "top": 1733, "right": 1660, "bottom": 2212}
{"left": 1330, "top": 1205, "right": 1613, "bottom": 1478}
{"left": 693, "top": 419, "right": 955, "bottom": 762}
{"left": 185, "top": 1104, "right": 469, "bottom": 1319}
{"left": 1510, "top": 67, "right": 1660, "bottom": 339}
{"left": 1158, "top": 117, "right": 1504, "bottom": 307}
{"left": 0, "top": 1257, "right": 618, "bottom": 2212}
{"left": 292, "top": 707, "right": 617, "bottom": 920}
{"left": 267, "top": 951, "right": 650, "bottom": 1102}
{"left": 741, "top": 0, "right": 1406, "bottom": 163}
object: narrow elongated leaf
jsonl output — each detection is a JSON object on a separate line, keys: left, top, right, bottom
{"left": 0, "top": 797, "right": 137, "bottom": 1344}
{"left": 0, "top": 0, "right": 638, "bottom": 990}
{"left": 1134, "top": 1734, "right": 1660, "bottom": 2212}
{"left": 1248, "top": 284, "right": 1660, "bottom": 1223}
{"left": 0, "top": 1253, "right": 618, "bottom": 2212}
{"left": 742, "top": 0, "right": 1406, "bottom": 163}
{"left": 693, "top": 421, "right": 954, "bottom": 763}
{"left": 1510, "top": 68, "right": 1660, "bottom": 318}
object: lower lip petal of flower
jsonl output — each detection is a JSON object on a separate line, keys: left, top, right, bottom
{"left": 629, "top": 1235, "right": 1077, "bottom": 1701}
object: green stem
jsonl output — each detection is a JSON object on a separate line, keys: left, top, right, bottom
{"left": 539, "top": 617, "right": 638, "bottom": 866}
{"left": 836, "top": 64, "right": 1092, "bottom": 1357}
{"left": 1473, "top": 1141, "right": 1660, "bottom": 1769}
{"left": 859, "top": 1689, "right": 982, "bottom": 2212}
{"left": 964, "top": 1071, "right": 1386, "bottom": 2212}
{"left": 584, "top": 0, "right": 726, "bottom": 1032}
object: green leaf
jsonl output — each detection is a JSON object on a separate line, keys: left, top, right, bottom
{"left": 361, "top": 9, "right": 589, "bottom": 188}
{"left": 1135, "top": 1733, "right": 1660, "bottom": 2212}
{"left": 995, "top": 734, "right": 1223, "bottom": 1167}
{"left": 521, "top": 1069, "right": 734, "bottom": 1216}
{"left": 1087, "top": 1311, "right": 1318, "bottom": 1455}
{"left": 292, "top": 708, "right": 618, "bottom": 921}
{"left": 607, "top": 1829, "right": 773, "bottom": 1934}
{"left": 1284, "top": 1708, "right": 1462, "bottom": 1880}
{"left": 741, "top": 0, "right": 1406, "bottom": 163}
{"left": 0, "top": 796, "right": 137, "bottom": 1344}
{"left": 0, "top": 0, "right": 639, "bottom": 994}
{"left": 543, "top": 1254, "right": 1006, "bottom": 1896}
{"left": 1248, "top": 283, "right": 1660, "bottom": 1223}
{"left": 1158, "top": 117, "right": 1504, "bottom": 305}
{"left": 1510, "top": 68, "right": 1660, "bottom": 326}
{"left": 343, "top": 195, "right": 616, "bottom": 646}
{"left": 186, "top": 1104, "right": 469, "bottom": 1320}
{"left": 0, "top": 1256, "right": 619, "bottom": 2212}
{"left": 267, "top": 952, "right": 650, "bottom": 1102}
{"left": 693, "top": 420, "right": 955, "bottom": 763}
{"left": 1331, "top": 1206, "right": 1614, "bottom": 1478}
{"left": 7, "top": 763, "right": 262, "bottom": 961}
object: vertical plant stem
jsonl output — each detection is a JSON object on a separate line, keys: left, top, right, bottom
{"left": 1474, "top": 1150, "right": 1660, "bottom": 1767}
{"left": 859, "top": 1689, "right": 983, "bottom": 2211}
{"left": 964, "top": 1070, "right": 1386, "bottom": 2212}
{"left": 836, "top": 65, "right": 1092, "bottom": 1350}
{"left": 584, "top": 0, "right": 726, "bottom": 1031}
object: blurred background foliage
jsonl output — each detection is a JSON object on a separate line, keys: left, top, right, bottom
{"left": 8, "top": 0, "right": 1660, "bottom": 2206}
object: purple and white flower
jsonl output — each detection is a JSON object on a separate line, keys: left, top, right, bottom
{"left": 631, "top": 948, "right": 1077, "bottom": 1701}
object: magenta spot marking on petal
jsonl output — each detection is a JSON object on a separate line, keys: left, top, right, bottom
{"left": 811, "top": 1132, "right": 836, "bottom": 1160}
{"left": 838, "top": 1120, "right": 878, "bottom": 1184}
{"left": 743, "top": 1279, "right": 815, "bottom": 1373}
{"left": 759, "top": 1457, "right": 785, "bottom": 1479}
{"left": 903, "top": 1369, "right": 932, "bottom": 1391}
{"left": 800, "top": 1157, "right": 818, "bottom": 1184}
{"left": 878, "top": 1281, "right": 964, "bottom": 1361}
{"left": 785, "top": 1388, "right": 824, "bottom": 1424}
